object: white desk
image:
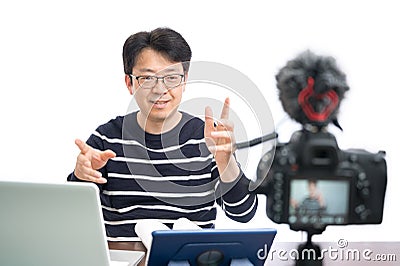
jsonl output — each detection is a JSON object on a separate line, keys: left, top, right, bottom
{"left": 265, "top": 241, "right": 400, "bottom": 265}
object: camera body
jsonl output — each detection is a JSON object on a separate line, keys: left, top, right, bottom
{"left": 256, "top": 129, "right": 387, "bottom": 233}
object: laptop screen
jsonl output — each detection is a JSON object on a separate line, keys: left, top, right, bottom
{"left": 0, "top": 181, "right": 143, "bottom": 266}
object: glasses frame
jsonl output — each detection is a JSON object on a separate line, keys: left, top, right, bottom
{"left": 129, "top": 74, "right": 185, "bottom": 90}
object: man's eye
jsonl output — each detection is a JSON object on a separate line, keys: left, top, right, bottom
{"left": 166, "top": 75, "right": 178, "bottom": 81}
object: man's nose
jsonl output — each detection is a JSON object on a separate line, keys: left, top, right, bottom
{"left": 151, "top": 78, "right": 168, "bottom": 94}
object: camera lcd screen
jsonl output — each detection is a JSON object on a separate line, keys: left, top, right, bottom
{"left": 288, "top": 179, "right": 349, "bottom": 226}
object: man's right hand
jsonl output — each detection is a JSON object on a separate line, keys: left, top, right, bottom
{"left": 74, "top": 139, "right": 116, "bottom": 184}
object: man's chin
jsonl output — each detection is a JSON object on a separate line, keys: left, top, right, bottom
{"left": 149, "top": 109, "right": 178, "bottom": 121}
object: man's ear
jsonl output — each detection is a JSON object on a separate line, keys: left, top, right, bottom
{"left": 182, "top": 73, "right": 189, "bottom": 92}
{"left": 125, "top": 74, "right": 134, "bottom": 95}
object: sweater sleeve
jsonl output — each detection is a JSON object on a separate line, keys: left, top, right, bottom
{"left": 214, "top": 164, "right": 258, "bottom": 223}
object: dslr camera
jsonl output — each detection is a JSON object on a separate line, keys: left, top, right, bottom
{"left": 254, "top": 51, "right": 387, "bottom": 234}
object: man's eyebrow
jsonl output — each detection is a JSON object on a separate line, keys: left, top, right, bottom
{"left": 136, "top": 67, "right": 182, "bottom": 75}
{"left": 162, "top": 67, "right": 181, "bottom": 73}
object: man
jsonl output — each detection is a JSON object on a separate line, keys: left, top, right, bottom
{"left": 290, "top": 180, "right": 326, "bottom": 215}
{"left": 68, "top": 27, "right": 257, "bottom": 245}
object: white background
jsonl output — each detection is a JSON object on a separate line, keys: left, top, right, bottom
{"left": 1, "top": 0, "right": 399, "bottom": 243}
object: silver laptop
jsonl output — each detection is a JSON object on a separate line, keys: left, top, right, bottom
{"left": 0, "top": 180, "right": 144, "bottom": 266}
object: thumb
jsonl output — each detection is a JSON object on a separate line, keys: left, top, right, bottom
{"left": 100, "top": 150, "right": 116, "bottom": 161}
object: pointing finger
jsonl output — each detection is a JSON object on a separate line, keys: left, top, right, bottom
{"left": 75, "top": 139, "right": 90, "bottom": 154}
{"left": 204, "top": 106, "right": 214, "bottom": 137}
{"left": 220, "top": 97, "right": 230, "bottom": 120}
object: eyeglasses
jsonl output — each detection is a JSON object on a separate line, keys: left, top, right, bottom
{"left": 130, "top": 74, "right": 185, "bottom": 90}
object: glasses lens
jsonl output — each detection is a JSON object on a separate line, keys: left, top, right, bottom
{"left": 137, "top": 75, "right": 183, "bottom": 89}
{"left": 139, "top": 76, "right": 157, "bottom": 89}
{"left": 163, "top": 75, "right": 183, "bottom": 88}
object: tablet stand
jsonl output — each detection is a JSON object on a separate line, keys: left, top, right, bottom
{"left": 167, "top": 246, "right": 255, "bottom": 265}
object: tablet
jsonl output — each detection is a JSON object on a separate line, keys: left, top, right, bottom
{"left": 147, "top": 228, "right": 277, "bottom": 266}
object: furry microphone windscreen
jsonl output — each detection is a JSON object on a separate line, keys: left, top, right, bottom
{"left": 275, "top": 50, "right": 350, "bottom": 128}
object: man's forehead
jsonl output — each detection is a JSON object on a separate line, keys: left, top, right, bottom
{"left": 133, "top": 48, "right": 184, "bottom": 74}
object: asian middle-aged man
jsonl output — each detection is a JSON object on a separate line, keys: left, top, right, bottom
{"left": 67, "top": 27, "right": 258, "bottom": 252}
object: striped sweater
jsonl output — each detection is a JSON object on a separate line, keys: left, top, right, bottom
{"left": 67, "top": 111, "right": 257, "bottom": 242}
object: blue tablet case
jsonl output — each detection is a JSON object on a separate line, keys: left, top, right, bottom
{"left": 147, "top": 228, "right": 277, "bottom": 266}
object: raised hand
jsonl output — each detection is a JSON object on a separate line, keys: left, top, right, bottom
{"left": 73, "top": 139, "right": 116, "bottom": 184}
{"left": 204, "top": 98, "right": 239, "bottom": 182}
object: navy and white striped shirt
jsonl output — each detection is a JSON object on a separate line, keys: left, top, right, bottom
{"left": 68, "top": 111, "right": 257, "bottom": 242}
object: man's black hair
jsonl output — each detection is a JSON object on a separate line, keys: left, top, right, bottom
{"left": 123, "top": 27, "right": 192, "bottom": 75}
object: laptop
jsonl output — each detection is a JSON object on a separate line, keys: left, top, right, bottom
{"left": 0, "top": 180, "right": 144, "bottom": 266}
{"left": 148, "top": 228, "right": 277, "bottom": 266}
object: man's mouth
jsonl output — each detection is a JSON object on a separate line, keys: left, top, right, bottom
{"left": 151, "top": 100, "right": 169, "bottom": 108}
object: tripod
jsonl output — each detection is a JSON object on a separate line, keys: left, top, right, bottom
{"left": 295, "top": 230, "right": 324, "bottom": 266}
